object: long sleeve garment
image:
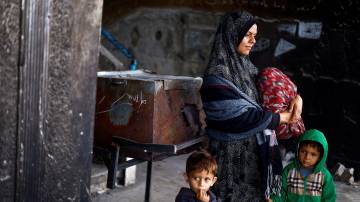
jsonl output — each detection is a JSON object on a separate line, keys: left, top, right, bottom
{"left": 175, "top": 187, "right": 217, "bottom": 202}
{"left": 270, "top": 129, "right": 336, "bottom": 202}
{"left": 200, "top": 75, "right": 280, "bottom": 141}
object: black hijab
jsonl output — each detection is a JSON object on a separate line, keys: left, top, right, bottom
{"left": 205, "top": 11, "right": 259, "bottom": 101}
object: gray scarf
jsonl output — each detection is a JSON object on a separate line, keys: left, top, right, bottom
{"left": 204, "top": 11, "right": 283, "bottom": 199}
{"left": 205, "top": 11, "right": 259, "bottom": 101}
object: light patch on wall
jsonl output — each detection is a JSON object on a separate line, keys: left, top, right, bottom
{"left": 298, "top": 22, "right": 322, "bottom": 39}
{"left": 274, "top": 38, "right": 296, "bottom": 57}
{"left": 251, "top": 38, "right": 270, "bottom": 52}
{"left": 110, "top": 102, "right": 133, "bottom": 125}
{"left": 278, "top": 23, "right": 297, "bottom": 36}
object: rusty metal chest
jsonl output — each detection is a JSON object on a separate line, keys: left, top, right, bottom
{"left": 94, "top": 70, "right": 205, "bottom": 160}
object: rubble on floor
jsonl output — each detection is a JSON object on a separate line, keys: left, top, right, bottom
{"left": 332, "top": 162, "right": 359, "bottom": 186}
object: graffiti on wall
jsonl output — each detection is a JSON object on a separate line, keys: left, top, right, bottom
{"left": 298, "top": 22, "right": 322, "bottom": 39}
{"left": 274, "top": 38, "right": 296, "bottom": 57}
{"left": 272, "top": 21, "right": 322, "bottom": 57}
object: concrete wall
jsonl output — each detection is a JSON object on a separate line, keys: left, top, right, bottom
{"left": 100, "top": 1, "right": 360, "bottom": 178}
{"left": 0, "top": 1, "right": 20, "bottom": 200}
{"left": 100, "top": 8, "right": 221, "bottom": 75}
{"left": 0, "top": 0, "right": 103, "bottom": 201}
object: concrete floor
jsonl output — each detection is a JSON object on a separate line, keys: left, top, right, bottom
{"left": 91, "top": 153, "right": 360, "bottom": 202}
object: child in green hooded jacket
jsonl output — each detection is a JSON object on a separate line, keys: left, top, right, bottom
{"left": 269, "top": 129, "right": 336, "bottom": 202}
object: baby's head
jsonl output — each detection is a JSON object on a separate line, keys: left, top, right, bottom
{"left": 184, "top": 150, "right": 217, "bottom": 193}
{"left": 298, "top": 140, "right": 323, "bottom": 169}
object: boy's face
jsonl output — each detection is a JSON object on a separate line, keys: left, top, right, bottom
{"left": 298, "top": 144, "right": 321, "bottom": 169}
{"left": 185, "top": 169, "right": 217, "bottom": 194}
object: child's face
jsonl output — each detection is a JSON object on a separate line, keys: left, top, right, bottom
{"left": 185, "top": 169, "right": 217, "bottom": 194}
{"left": 298, "top": 144, "right": 321, "bottom": 169}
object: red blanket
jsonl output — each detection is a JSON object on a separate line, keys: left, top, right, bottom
{"left": 257, "top": 67, "right": 305, "bottom": 139}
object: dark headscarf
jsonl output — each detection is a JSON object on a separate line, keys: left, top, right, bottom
{"left": 205, "top": 11, "right": 258, "bottom": 100}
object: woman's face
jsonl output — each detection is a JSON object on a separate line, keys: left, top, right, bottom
{"left": 237, "top": 24, "right": 257, "bottom": 56}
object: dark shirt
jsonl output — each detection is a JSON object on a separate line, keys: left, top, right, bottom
{"left": 175, "top": 187, "right": 217, "bottom": 202}
{"left": 200, "top": 77, "right": 280, "bottom": 134}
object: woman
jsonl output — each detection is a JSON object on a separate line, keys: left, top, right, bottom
{"left": 201, "top": 11, "right": 302, "bottom": 202}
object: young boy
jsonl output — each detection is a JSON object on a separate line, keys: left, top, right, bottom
{"left": 269, "top": 129, "right": 336, "bottom": 202}
{"left": 175, "top": 150, "right": 218, "bottom": 202}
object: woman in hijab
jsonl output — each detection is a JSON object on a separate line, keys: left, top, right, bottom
{"left": 201, "top": 11, "right": 303, "bottom": 202}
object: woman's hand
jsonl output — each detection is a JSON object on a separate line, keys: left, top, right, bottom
{"left": 279, "top": 110, "right": 292, "bottom": 124}
{"left": 288, "top": 95, "right": 303, "bottom": 122}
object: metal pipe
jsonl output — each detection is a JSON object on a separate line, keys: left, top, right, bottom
{"left": 145, "top": 160, "right": 152, "bottom": 202}
{"left": 101, "top": 28, "right": 137, "bottom": 70}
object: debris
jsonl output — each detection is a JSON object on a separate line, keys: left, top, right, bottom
{"left": 332, "top": 162, "right": 356, "bottom": 185}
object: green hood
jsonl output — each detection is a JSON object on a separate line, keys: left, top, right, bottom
{"left": 296, "top": 129, "right": 328, "bottom": 172}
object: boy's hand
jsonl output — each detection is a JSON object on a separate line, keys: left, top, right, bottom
{"left": 267, "top": 199, "right": 273, "bottom": 202}
{"left": 196, "top": 190, "right": 210, "bottom": 202}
